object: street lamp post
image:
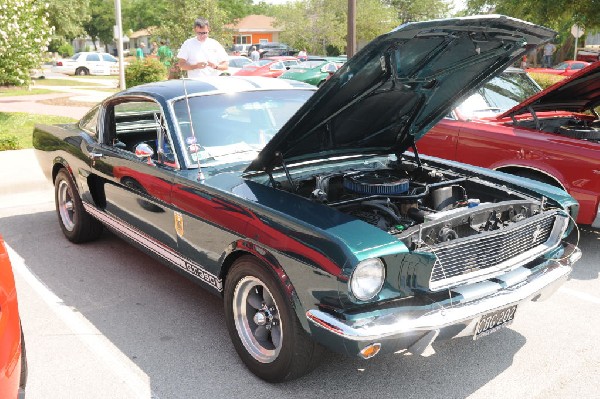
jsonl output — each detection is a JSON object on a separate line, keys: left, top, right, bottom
{"left": 114, "top": 0, "right": 126, "bottom": 90}
{"left": 347, "top": 0, "right": 356, "bottom": 57}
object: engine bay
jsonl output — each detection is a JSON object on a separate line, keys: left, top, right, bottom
{"left": 509, "top": 115, "right": 600, "bottom": 141}
{"left": 281, "top": 157, "right": 549, "bottom": 249}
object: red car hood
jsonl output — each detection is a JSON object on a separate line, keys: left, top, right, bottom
{"left": 499, "top": 62, "right": 600, "bottom": 118}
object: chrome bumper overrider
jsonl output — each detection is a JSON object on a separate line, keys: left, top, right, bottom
{"left": 307, "top": 244, "right": 581, "bottom": 357}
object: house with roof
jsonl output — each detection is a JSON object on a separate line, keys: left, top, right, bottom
{"left": 226, "top": 15, "right": 282, "bottom": 46}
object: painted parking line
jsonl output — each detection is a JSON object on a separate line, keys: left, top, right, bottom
{"left": 8, "top": 244, "right": 155, "bottom": 399}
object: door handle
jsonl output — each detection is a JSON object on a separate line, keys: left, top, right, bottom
{"left": 90, "top": 152, "right": 103, "bottom": 159}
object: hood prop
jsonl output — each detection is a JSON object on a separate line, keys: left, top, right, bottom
{"left": 267, "top": 152, "right": 296, "bottom": 193}
{"left": 410, "top": 138, "right": 423, "bottom": 169}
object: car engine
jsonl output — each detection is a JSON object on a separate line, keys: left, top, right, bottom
{"left": 288, "top": 157, "right": 553, "bottom": 250}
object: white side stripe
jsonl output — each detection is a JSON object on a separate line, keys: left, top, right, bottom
{"left": 83, "top": 203, "right": 223, "bottom": 291}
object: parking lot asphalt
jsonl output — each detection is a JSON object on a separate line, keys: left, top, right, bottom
{"left": 0, "top": 146, "right": 599, "bottom": 399}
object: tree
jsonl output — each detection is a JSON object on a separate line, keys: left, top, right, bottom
{"left": 155, "top": 0, "right": 229, "bottom": 50}
{"left": 121, "top": 0, "right": 168, "bottom": 32}
{"left": 274, "top": 0, "right": 398, "bottom": 55}
{"left": 0, "top": 0, "right": 54, "bottom": 86}
{"left": 464, "top": 0, "right": 600, "bottom": 62}
{"left": 83, "top": 0, "right": 116, "bottom": 50}
{"left": 219, "top": 0, "right": 254, "bottom": 21}
{"left": 385, "top": 0, "right": 450, "bottom": 24}
{"left": 47, "top": 0, "right": 91, "bottom": 40}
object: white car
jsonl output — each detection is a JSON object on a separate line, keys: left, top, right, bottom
{"left": 221, "top": 55, "right": 252, "bottom": 76}
{"left": 51, "top": 52, "right": 122, "bottom": 76}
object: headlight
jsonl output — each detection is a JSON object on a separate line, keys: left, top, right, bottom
{"left": 349, "top": 258, "right": 385, "bottom": 301}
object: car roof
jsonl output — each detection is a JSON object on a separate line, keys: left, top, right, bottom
{"left": 118, "top": 76, "right": 316, "bottom": 102}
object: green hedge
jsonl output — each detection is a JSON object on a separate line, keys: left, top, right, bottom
{"left": 125, "top": 58, "right": 168, "bottom": 88}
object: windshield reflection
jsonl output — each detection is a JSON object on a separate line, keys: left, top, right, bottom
{"left": 172, "top": 90, "right": 313, "bottom": 168}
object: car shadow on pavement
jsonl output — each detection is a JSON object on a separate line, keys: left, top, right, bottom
{"left": 566, "top": 226, "right": 600, "bottom": 281}
{"left": 0, "top": 209, "right": 564, "bottom": 399}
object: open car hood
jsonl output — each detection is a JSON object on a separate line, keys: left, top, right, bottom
{"left": 245, "top": 15, "right": 554, "bottom": 174}
{"left": 499, "top": 62, "right": 600, "bottom": 118}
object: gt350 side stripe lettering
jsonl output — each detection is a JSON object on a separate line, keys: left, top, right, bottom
{"left": 83, "top": 203, "right": 223, "bottom": 291}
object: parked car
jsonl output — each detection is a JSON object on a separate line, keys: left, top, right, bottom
{"left": 51, "top": 52, "right": 122, "bottom": 76}
{"left": 576, "top": 49, "right": 600, "bottom": 63}
{"left": 527, "top": 60, "right": 591, "bottom": 76}
{"left": 253, "top": 42, "right": 295, "bottom": 58}
{"left": 230, "top": 44, "right": 252, "bottom": 56}
{"left": 221, "top": 55, "right": 252, "bottom": 76}
{"left": 234, "top": 56, "right": 300, "bottom": 78}
{"left": 279, "top": 58, "right": 344, "bottom": 86}
{"left": 0, "top": 235, "right": 28, "bottom": 398}
{"left": 419, "top": 63, "right": 600, "bottom": 227}
{"left": 33, "top": 16, "right": 581, "bottom": 382}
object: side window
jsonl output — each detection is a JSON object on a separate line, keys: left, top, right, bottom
{"left": 572, "top": 63, "right": 586, "bottom": 70}
{"left": 79, "top": 105, "right": 101, "bottom": 139}
{"left": 102, "top": 54, "right": 117, "bottom": 63}
{"left": 111, "top": 100, "right": 177, "bottom": 167}
{"left": 86, "top": 54, "right": 101, "bottom": 62}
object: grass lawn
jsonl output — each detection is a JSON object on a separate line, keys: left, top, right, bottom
{"left": 31, "top": 78, "right": 107, "bottom": 87}
{"left": 76, "top": 75, "right": 120, "bottom": 80}
{"left": 0, "top": 87, "right": 56, "bottom": 97}
{"left": 0, "top": 112, "right": 76, "bottom": 150}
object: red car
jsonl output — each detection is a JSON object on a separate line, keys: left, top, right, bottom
{"left": 0, "top": 235, "right": 27, "bottom": 398}
{"left": 419, "top": 64, "right": 600, "bottom": 227}
{"left": 233, "top": 56, "right": 299, "bottom": 78}
{"left": 527, "top": 60, "right": 591, "bottom": 76}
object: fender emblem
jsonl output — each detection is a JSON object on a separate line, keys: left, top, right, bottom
{"left": 174, "top": 211, "right": 184, "bottom": 237}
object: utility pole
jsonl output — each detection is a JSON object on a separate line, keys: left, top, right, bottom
{"left": 347, "top": 0, "right": 356, "bottom": 57}
{"left": 114, "top": 0, "right": 126, "bottom": 90}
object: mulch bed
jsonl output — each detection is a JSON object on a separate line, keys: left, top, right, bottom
{"left": 37, "top": 96, "right": 97, "bottom": 108}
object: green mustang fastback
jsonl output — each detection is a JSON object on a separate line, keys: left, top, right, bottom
{"left": 33, "top": 15, "right": 581, "bottom": 382}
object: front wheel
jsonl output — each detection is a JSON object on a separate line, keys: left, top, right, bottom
{"left": 224, "top": 256, "right": 323, "bottom": 382}
{"left": 54, "top": 169, "right": 103, "bottom": 243}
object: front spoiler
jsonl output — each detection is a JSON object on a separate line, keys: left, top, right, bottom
{"left": 306, "top": 244, "right": 581, "bottom": 357}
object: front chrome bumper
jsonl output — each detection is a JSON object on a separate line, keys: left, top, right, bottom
{"left": 307, "top": 243, "right": 581, "bottom": 357}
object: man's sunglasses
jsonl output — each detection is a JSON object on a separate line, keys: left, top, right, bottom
{"left": 196, "top": 32, "right": 209, "bottom": 35}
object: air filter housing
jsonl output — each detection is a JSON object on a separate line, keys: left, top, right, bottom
{"left": 343, "top": 171, "right": 409, "bottom": 195}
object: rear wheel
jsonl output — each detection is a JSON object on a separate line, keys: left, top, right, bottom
{"left": 54, "top": 169, "right": 103, "bottom": 243}
{"left": 224, "top": 256, "right": 323, "bottom": 382}
{"left": 75, "top": 67, "right": 89, "bottom": 76}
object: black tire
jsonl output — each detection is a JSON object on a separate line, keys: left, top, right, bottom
{"left": 54, "top": 169, "right": 103, "bottom": 243}
{"left": 75, "top": 67, "right": 89, "bottom": 76}
{"left": 224, "top": 256, "right": 323, "bottom": 382}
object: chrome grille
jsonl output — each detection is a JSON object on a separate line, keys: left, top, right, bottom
{"left": 428, "top": 213, "right": 557, "bottom": 290}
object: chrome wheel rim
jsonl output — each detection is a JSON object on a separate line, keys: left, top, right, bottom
{"left": 233, "top": 276, "right": 282, "bottom": 363}
{"left": 57, "top": 180, "right": 75, "bottom": 231}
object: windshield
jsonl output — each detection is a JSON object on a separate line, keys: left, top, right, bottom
{"left": 456, "top": 71, "right": 541, "bottom": 119}
{"left": 172, "top": 90, "right": 314, "bottom": 168}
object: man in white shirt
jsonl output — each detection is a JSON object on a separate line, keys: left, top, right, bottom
{"left": 250, "top": 46, "right": 260, "bottom": 62}
{"left": 177, "top": 18, "right": 228, "bottom": 78}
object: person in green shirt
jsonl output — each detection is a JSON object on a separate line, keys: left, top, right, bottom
{"left": 157, "top": 41, "right": 173, "bottom": 67}
{"left": 136, "top": 42, "right": 145, "bottom": 59}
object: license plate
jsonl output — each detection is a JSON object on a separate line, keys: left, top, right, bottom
{"left": 473, "top": 305, "right": 517, "bottom": 340}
